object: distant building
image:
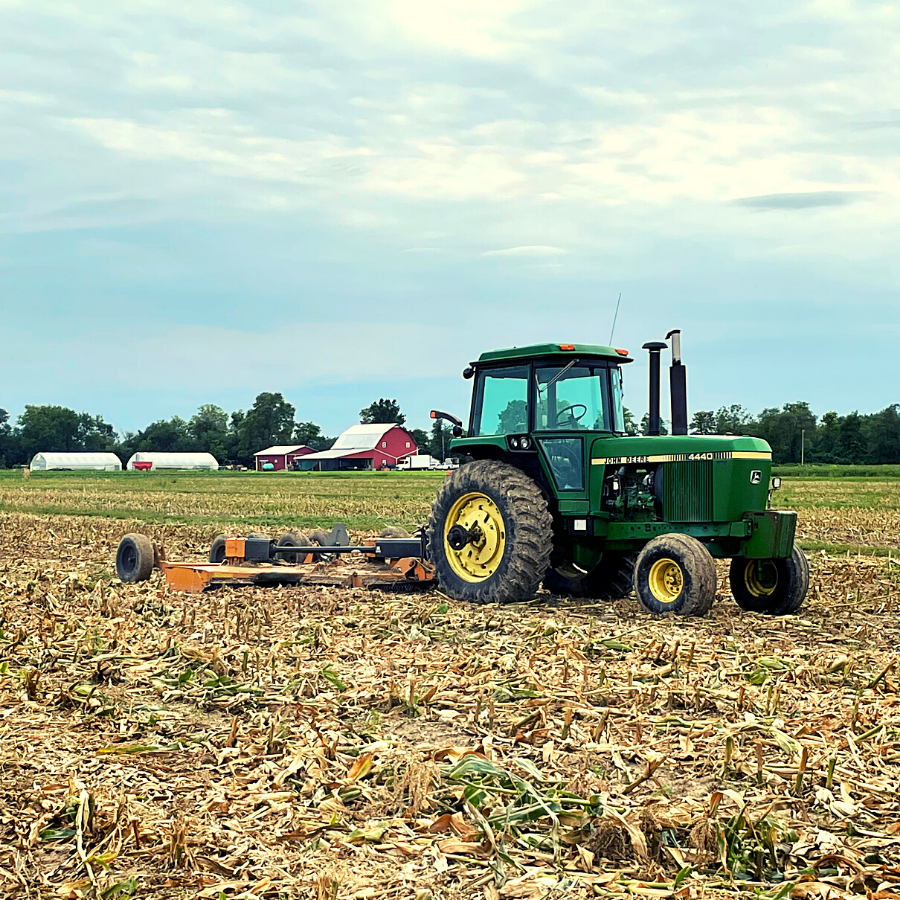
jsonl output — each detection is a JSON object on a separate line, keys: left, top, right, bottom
{"left": 253, "top": 445, "right": 315, "bottom": 471}
{"left": 126, "top": 452, "right": 219, "bottom": 471}
{"left": 30, "top": 452, "right": 122, "bottom": 472}
{"left": 297, "top": 424, "right": 417, "bottom": 471}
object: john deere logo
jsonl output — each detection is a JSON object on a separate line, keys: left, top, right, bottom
{"left": 750, "top": 470, "right": 761, "bottom": 485}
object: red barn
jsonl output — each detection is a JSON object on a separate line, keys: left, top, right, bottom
{"left": 297, "top": 424, "right": 417, "bottom": 471}
{"left": 254, "top": 445, "right": 315, "bottom": 471}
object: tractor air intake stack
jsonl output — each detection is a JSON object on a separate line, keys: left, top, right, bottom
{"left": 642, "top": 341, "right": 667, "bottom": 435}
{"left": 667, "top": 329, "right": 688, "bottom": 435}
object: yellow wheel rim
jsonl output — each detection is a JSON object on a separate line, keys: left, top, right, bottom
{"left": 743, "top": 560, "right": 778, "bottom": 597}
{"left": 443, "top": 492, "right": 506, "bottom": 582}
{"left": 648, "top": 558, "right": 683, "bottom": 604}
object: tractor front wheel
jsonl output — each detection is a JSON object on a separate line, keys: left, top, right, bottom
{"left": 729, "top": 547, "right": 809, "bottom": 615}
{"left": 633, "top": 533, "right": 716, "bottom": 616}
{"left": 428, "top": 460, "right": 552, "bottom": 604}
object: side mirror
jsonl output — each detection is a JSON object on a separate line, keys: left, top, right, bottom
{"left": 431, "top": 410, "right": 463, "bottom": 428}
{"left": 771, "top": 476, "right": 782, "bottom": 490}
{"left": 463, "top": 366, "right": 475, "bottom": 379}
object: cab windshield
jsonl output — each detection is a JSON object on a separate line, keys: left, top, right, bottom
{"left": 535, "top": 364, "right": 614, "bottom": 431}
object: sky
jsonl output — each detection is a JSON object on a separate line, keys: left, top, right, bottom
{"left": 1, "top": 0, "right": 898, "bottom": 438}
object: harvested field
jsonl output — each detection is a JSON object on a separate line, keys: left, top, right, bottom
{"left": 1, "top": 472, "right": 900, "bottom": 899}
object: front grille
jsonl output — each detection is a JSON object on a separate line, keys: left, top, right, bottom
{"left": 663, "top": 461, "right": 713, "bottom": 522}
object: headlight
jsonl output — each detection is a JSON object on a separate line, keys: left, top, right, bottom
{"left": 510, "top": 437, "right": 519, "bottom": 449}
{"left": 520, "top": 436, "right": 531, "bottom": 450}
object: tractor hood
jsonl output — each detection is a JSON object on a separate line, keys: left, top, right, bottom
{"left": 590, "top": 434, "right": 771, "bottom": 465}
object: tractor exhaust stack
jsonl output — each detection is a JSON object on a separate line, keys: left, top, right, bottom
{"left": 667, "top": 329, "right": 688, "bottom": 435}
{"left": 642, "top": 341, "right": 667, "bottom": 435}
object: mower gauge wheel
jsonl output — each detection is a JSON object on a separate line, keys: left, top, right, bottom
{"left": 209, "top": 534, "right": 227, "bottom": 564}
{"left": 276, "top": 531, "right": 312, "bottom": 564}
{"left": 116, "top": 533, "right": 155, "bottom": 583}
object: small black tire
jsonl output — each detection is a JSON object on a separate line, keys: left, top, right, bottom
{"left": 427, "top": 459, "right": 552, "bottom": 605}
{"left": 634, "top": 533, "right": 716, "bottom": 616}
{"left": 116, "top": 533, "right": 155, "bottom": 583}
{"left": 729, "top": 547, "right": 809, "bottom": 615}
{"left": 276, "top": 531, "right": 311, "bottom": 564}
{"left": 379, "top": 526, "right": 410, "bottom": 539}
{"left": 544, "top": 552, "right": 637, "bottom": 600}
{"left": 309, "top": 530, "right": 330, "bottom": 547}
{"left": 209, "top": 534, "right": 227, "bottom": 564}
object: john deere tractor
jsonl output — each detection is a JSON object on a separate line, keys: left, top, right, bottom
{"left": 428, "top": 331, "right": 808, "bottom": 616}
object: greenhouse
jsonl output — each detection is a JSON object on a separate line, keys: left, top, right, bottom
{"left": 126, "top": 452, "right": 219, "bottom": 471}
{"left": 30, "top": 452, "right": 122, "bottom": 472}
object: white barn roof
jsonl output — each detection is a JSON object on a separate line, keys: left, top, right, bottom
{"left": 127, "top": 452, "right": 218, "bottom": 470}
{"left": 254, "top": 445, "right": 311, "bottom": 456}
{"left": 300, "top": 423, "right": 405, "bottom": 461}
{"left": 30, "top": 452, "right": 122, "bottom": 471}
{"left": 331, "top": 423, "right": 398, "bottom": 450}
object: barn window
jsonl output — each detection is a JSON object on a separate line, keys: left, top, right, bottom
{"left": 382, "top": 441, "right": 387, "bottom": 448}
{"left": 406, "top": 442, "right": 410, "bottom": 448}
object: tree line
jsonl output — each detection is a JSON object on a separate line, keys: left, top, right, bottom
{"left": 683, "top": 402, "right": 900, "bottom": 464}
{"left": 0, "top": 394, "right": 456, "bottom": 469}
{"left": 619, "top": 401, "right": 900, "bottom": 465}
{"left": 2, "top": 396, "right": 897, "bottom": 469}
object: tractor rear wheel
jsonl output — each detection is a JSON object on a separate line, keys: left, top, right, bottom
{"left": 116, "top": 533, "right": 155, "bottom": 583}
{"left": 729, "top": 547, "right": 809, "bottom": 615}
{"left": 428, "top": 460, "right": 552, "bottom": 604}
{"left": 544, "top": 552, "right": 637, "bottom": 600}
{"left": 634, "top": 533, "right": 716, "bottom": 616}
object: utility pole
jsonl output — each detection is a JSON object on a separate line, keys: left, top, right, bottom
{"left": 801, "top": 429, "right": 805, "bottom": 465}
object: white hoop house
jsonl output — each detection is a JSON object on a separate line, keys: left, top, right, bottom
{"left": 30, "top": 452, "right": 122, "bottom": 471}
{"left": 126, "top": 452, "right": 219, "bottom": 471}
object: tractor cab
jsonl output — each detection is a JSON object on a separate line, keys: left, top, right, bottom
{"left": 452, "top": 343, "right": 632, "bottom": 497}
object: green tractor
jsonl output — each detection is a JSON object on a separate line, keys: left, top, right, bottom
{"left": 428, "top": 332, "right": 808, "bottom": 616}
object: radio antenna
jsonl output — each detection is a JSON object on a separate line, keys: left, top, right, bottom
{"left": 608, "top": 292, "right": 622, "bottom": 345}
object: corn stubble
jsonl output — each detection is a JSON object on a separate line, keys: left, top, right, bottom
{"left": 1, "top": 477, "right": 899, "bottom": 898}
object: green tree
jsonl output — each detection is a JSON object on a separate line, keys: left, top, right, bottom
{"left": 691, "top": 410, "right": 716, "bottom": 434}
{"left": 293, "top": 421, "right": 334, "bottom": 452}
{"left": 76, "top": 413, "right": 116, "bottom": 451}
{"left": 0, "top": 408, "right": 16, "bottom": 467}
{"left": 714, "top": 404, "right": 753, "bottom": 435}
{"left": 235, "top": 392, "right": 296, "bottom": 462}
{"left": 640, "top": 413, "right": 668, "bottom": 436}
{"left": 135, "top": 416, "right": 194, "bottom": 452}
{"left": 835, "top": 411, "right": 866, "bottom": 464}
{"left": 189, "top": 405, "right": 229, "bottom": 459}
{"left": 813, "top": 411, "right": 842, "bottom": 463}
{"left": 360, "top": 398, "right": 405, "bottom": 425}
{"left": 622, "top": 407, "right": 639, "bottom": 436}
{"left": 867, "top": 404, "right": 900, "bottom": 464}
{"left": 750, "top": 402, "right": 816, "bottom": 464}
{"left": 18, "top": 405, "right": 82, "bottom": 458}
{"left": 408, "top": 428, "right": 430, "bottom": 454}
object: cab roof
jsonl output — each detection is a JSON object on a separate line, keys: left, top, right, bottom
{"left": 476, "top": 342, "right": 633, "bottom": 365}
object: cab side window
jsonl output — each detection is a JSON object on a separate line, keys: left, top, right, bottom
{"left": 472, "top": 366, "right": 529, "bottom": 436}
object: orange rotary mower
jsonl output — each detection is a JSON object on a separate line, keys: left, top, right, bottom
{"left": 115, "top": 524, "right": 434, "bottom": 593}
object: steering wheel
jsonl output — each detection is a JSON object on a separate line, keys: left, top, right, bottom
{"left": 548, "top": 442, "right": 582, "bottom": 488}
{"left": 556, "top": 403, "right": 588, "bottom": 427}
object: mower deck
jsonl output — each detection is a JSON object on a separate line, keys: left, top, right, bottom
{"left": 115, "top": 529, "right": 434, "bottom": 593}
{"left": 158, "top": 555, "right": 434, "bottom": 593}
